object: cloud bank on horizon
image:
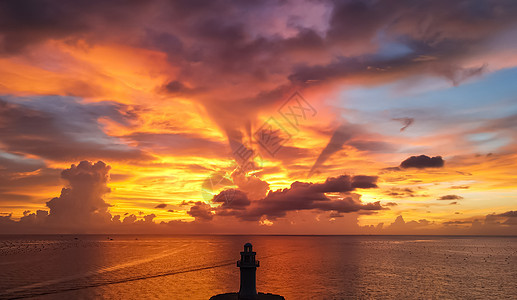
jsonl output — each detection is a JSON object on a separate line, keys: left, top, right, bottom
{"left": 0, "top": 0, "right": 516, "bottom": 234}
{"left": 1, "top": 160, "right": 515, "bottom": 235}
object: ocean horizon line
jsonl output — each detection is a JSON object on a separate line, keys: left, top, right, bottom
{"left": 1, "top": 233, "right": 516, "bottom": 237}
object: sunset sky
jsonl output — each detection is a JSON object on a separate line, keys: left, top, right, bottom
{"left": 0, "top": 0, "right": 516, "bottom": 234}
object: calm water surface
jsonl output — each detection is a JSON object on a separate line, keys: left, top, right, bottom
{"left": 0, "top": 235, "right": 516, "bottom": 299}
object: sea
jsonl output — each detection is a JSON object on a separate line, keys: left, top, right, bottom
{"left": 0, "top": 235, "right": 516, "bottom": 299}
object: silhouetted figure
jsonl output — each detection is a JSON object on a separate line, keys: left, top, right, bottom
{"left": 237, "top": 243, "right": 259, "bottom": 299}
{"left": 210, "top": 243, "right": 284, "bottom": 300}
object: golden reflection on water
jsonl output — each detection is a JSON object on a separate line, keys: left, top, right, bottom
{"left": 0, "top": 235, "right": 516, "bottom": 299}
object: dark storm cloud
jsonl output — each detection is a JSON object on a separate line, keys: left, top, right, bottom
{"left": 381, "top": 155, "right": 445, "bottom": 173}
{"left": 288, "top": 50, "right": 487, "bottom": 87}
{"left": 169, "top": 0, "right": 515, "bottom": 91}
{"left": 187, "top": 201, "right": 214, "bottom": 221}
{"left": 2, "top": 0, "right": 516, "bottom": 89}
{"left": 212, "top": 174, "right": 381, "bottom": 221}
{"left": 437, "top": 195, "right": 464, "bottom": 201}
{"left": 289, "top": 0, "right": 516, "bottom": 86}
{"left": 351, "top": 175, "right": 378, "bottom": 189}
{"left": 400, "top": 155, "right": 445, "bottom": 169}
{"left": 0, "top": 97, "right": 151, "bottom": 161}
{"left": 213, "top": 189, "right": 251, "bottom": 210}
{"left": 0, "top": 0, "right": 153, "bottom": 54}
{"left": 154, "top": 203, "right": 167, "bottom": 209}
{"left": 2, "top": 0, "right": 517, "bottom": 161}
{"left": 311, "top": 175, "right": 378, "bottom": 193}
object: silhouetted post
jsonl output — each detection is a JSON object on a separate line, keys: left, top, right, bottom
{"left": 237, "top": 243, "right": 259, "bottom": 299}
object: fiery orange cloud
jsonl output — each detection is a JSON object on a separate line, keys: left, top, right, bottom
{"left": 1, "top": 0, "right": 517, "bottom": 234}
